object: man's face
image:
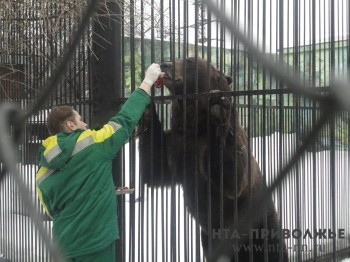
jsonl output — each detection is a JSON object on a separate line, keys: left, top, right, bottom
{"left": 66, "top": 110, "right": 88, "bottom": 132}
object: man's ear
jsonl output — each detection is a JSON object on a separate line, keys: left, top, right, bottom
{"left": 65, "top": 121, "right": 75, "bottom": 132}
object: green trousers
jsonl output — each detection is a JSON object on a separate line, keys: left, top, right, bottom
{"left": 67, "top": 242, "right": 116, "bottom": 262}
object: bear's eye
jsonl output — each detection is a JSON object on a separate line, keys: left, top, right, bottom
{"left": 209, "top": 75, "right": 218, "bottom": 83}
{"left": 214, "top": 76, "right": 221, "bottom": 83}
{"left": 186, "top": 59, "right": 195, "bottom": 65}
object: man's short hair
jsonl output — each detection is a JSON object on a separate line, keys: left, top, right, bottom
{"left": 47, "top": 106, "right": 75, "bottom": 135}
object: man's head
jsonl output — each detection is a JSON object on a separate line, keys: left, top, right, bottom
{"left": 47, "top": 106, "right": 87, "bottom": 135}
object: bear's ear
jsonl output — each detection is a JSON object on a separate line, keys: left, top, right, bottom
{"left": 225, "top": 75, "right": 233, "bottom": 85}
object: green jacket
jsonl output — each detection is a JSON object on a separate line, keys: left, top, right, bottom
{"left": 36, "top": 88, "right": 150, "bottom": 258}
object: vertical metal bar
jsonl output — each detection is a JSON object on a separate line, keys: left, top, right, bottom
{"left": 246, "top": 0, "right": 254, "bottom": 259}
{"left": 13, "top": 2, "right": 19, "bottom": 261}
{"left": 30, "top": 3, "right": 36, "bottom": 260}
{"left": 170, "top": 0, "right": 178, "bottom": 260}
{"left": 310, "top": 0, "right": 318, "bottom": 260}
{"left": 138, "top": 1, "right": 145, "bottom": 260}
{"left": 261, "top": 0, "right": 269, "bottom": 258}
{"left": 176, "top": 0, "right": 180, "bottom": 58}
{"left": 348, "top": 0, "right": 350, "bottom": 74}
{"left": 329, "top": 0, "right": 337, "bottom": 260}
{"left": 205, "top": 0, "right": 213, "bottom": 257}
{"left": 0, "top": 169, "right": 3, "bottom": 258}
{"left": 278, "top": 1, "right": 292, "bottom": 261}
{"left": 159, "top": 3, "right": 168, "bottom": 260}
{"left": 193, "top": 1, "right": 200, "bottom": 260}
{"left": 233, "top": 0, "right": 239, "bottom": 259}
{"left": 128, "top": 2, "right": 137, "bottom": 261}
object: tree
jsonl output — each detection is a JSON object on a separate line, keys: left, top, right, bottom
{"left": 0, "top": 0, "right": 166, "bottom": 102}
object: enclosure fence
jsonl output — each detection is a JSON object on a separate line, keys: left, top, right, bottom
{"left": 0, "top": 0, "right": 349, "bottom": 261}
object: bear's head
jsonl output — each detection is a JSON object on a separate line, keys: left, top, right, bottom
{"left": 160, "top": 57, "right": 233, "bottom": 95}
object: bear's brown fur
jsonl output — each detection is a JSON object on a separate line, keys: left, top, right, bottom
{"left": 137, "top": 57, "right": 288, "bottom": 261}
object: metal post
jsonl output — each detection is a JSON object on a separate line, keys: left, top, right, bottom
{"left": 90, "top": 1, "right": 123, "bottom": 261}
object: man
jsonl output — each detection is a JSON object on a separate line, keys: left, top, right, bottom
{"left": 35, "top": 63, "right": 161, "bottom": 261}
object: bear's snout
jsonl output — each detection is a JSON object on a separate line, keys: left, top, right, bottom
{"left": 160, "top": 62, "right": 173, "bottom": 80}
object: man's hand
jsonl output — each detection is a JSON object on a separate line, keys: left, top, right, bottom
{"left": 140, "top": 63, "right": 161, "bottom": 95}
{"left": 144, "top": 63, "right": 161, "bottom": 85}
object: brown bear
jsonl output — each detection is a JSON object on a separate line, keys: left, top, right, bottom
{"left": 137, "top": 57, "right": 288, "bottom": 261}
